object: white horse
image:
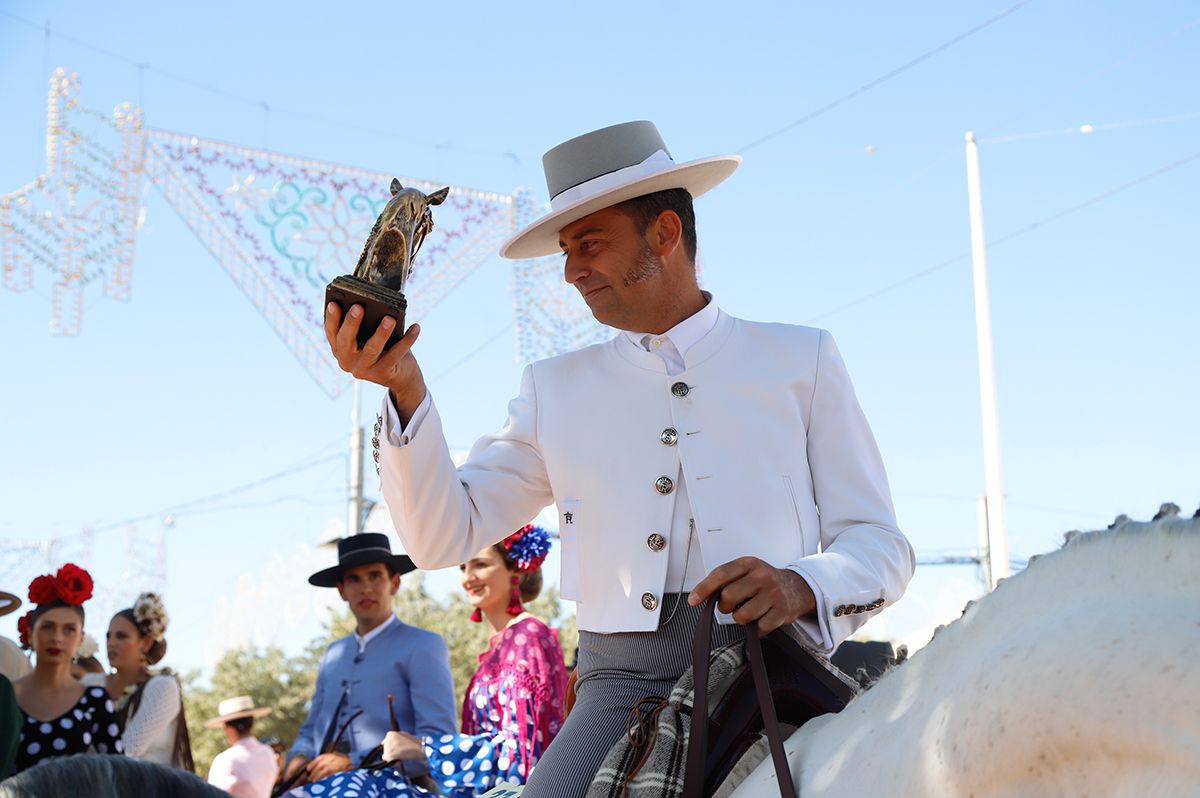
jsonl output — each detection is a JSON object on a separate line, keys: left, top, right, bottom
{"left": 731, "top": 513, "right": 1200, "bottom": 797}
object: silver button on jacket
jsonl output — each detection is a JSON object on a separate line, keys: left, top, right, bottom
{"left": 646, "top": 533, "right": 666, "bottom": 551}
{"left": 660, "top": 427, "right": 678, "bottom": 446}
{"left": 670, "top": 381, "right": 690, "bottom": 397}
{"left": 655, "top": 476, "right": 674, "bottom": 495}
{"left": 641, "top": 592, "right": 658, "bottom": 611}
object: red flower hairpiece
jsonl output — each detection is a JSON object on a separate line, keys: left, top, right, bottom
{"left": 16, "top": 611, "right": 32, "bottom": 650}
{"left": 54, "top": 564, "right": 94, "bottom": 605}
{"left": 28, "top": 575, "right": 58, "bottom": 605}
{"left": 25, "top": 563, "right": 94, "bottom": 608}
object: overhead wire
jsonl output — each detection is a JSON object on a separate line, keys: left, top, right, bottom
{"left": 82, "top": 438, "right": 348, "bottom": 534}
{"left": 737, "top": 0, "right": 1035, "bottom": 153}
{"left": 805, "top": 146, "right": 1200, "bottom": 324}
{"left": 840, "top": 13, "right": 1200, "bottom": 200}
{"left": 427, "top": 323, "right": 514, "bottom": 385}
{"left": 979, "top": 111, "right": 1200, "bottom": 144}
{"left": 0, "top": 8, "right": 529, "bottom": 164}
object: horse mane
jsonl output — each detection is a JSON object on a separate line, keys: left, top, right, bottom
{"left": 730, "top": 504, "right": 1200, "bottom": 797}
{"left": 911, "top": 502, "right": 1200, "bottom": 652}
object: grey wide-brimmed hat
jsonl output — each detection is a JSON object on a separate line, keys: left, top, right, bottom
{"left": 499, "top": 121, "right": 740, "bottom": 260}
{"left": 308, "top": 532, "right": 417, "bottom": 588}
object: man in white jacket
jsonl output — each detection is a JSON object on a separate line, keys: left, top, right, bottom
{"left": 325, "top": 121, "right": 915, "bottom": 795}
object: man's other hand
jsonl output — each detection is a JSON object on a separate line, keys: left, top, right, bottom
{"left": 382, "top": 731, "right": 426, "bottom": 764}
{"left": 306, "top": 751, "right": 353, "bottom": 781}
{"left": 688, "top": 556, "right": 816, "bottom": 633}
{"left": 283, "top": 754, "right": 310, "bottom": 783}
{"left": 325, "top": 302, "right": 427, "bottom": 423}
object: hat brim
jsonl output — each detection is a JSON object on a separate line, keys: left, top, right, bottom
{"left": 499, "top": 154, "right": 741, "bottom": 260}
{"left": 0, "top": 591, "right": 21, "bottom": 618}
{"left": 308, "top": 552, "right": 417, "bottom": 588}
{"left": 204, "top": 707, "right": 273, "bottom": 729}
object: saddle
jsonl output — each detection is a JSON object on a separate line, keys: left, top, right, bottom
{"left": 588, "top": 596, "right": 858, "bottom": 798}
{"left": 691, "top": 607, "right": 858, "bottom": 796}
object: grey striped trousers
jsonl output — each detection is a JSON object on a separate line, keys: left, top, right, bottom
{"left": 524, "top": 594, "right": 746, "bottom": 798}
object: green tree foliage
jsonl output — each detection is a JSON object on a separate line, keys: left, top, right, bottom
{"left": 182, "top": 642, "right": 323, "bottom": 777}
{"left": 184, "top": 573, "right": 576, "bottom": 777}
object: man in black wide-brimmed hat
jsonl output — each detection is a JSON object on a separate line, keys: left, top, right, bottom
{"left": 283, "top": 533, "right": 457, "bottom": 785}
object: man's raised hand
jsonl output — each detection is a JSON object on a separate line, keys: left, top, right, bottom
{"left": 325, "top": 302, "right": 428, "bottom": 422}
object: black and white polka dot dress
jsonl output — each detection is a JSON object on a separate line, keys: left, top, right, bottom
{"left": 15, "top": 685, "right": 123, "bottom": 772}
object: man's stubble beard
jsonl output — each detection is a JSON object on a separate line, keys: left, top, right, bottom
{"left": 621, "top": 239, "right": 664, "bottom": 287}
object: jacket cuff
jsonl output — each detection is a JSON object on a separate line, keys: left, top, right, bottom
{"left": 786, "top": 565, "right": 833, "bottom": 653}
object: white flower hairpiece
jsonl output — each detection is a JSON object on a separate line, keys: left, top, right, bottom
{"left": 77, "top": 633, "right": 99, "bottom": 659}
{"left": 133, "top": 592, "right": 169, "bottom": 641}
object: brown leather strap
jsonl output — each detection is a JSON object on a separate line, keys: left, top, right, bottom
{"left": 682, "top": 596, "right": 717, "bottom": 798}
{"left": 746, "top": 626, "right": 798, "bottom": 797}
{"left": 682, "top": 596, "right": 795, "bottom": 798}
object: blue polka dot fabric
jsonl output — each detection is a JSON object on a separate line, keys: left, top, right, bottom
{"left": 289, "top": 618, "right": 567, "bottom": 797}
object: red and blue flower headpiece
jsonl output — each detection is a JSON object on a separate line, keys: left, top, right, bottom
{"left": 501, "top": 524, "right": 552, "bottom": 572}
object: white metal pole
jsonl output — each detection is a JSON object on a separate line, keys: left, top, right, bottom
{"left": 976, "top": 495, "right": 992, "bottom": 590}
{"left": 348, "top": 380, "right": 365, "bottom": 538}
{"left": 965, "top": 132, "right": 1010, "bottom": 588}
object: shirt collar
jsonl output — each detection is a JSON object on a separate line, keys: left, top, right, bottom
{"left": 355, "top": 613, "right": 398, "bottom": 653}
{"left": 622, "top": 292, "right": 719, "bottom": 359}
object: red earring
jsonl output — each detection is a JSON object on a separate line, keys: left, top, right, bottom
{"left": 507, "top": 575, "right": 523, "bottom": 616}
{"left": 469, "top": 607, "right": 482, "bottom": 623}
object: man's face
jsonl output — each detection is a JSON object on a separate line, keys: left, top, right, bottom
{"left": 336, "top": 562, "right": 400, "bottom": 626}
{"left": 558, "top": 206, "right": 668, "bottom": 331}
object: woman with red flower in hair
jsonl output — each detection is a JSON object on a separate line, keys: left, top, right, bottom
{"left": 11, "top": 563, "right": 123, "bottom": 773}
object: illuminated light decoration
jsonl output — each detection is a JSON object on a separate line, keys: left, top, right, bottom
{"left": 1, "top": 69, "right": 144, "bottom": 334}
{"left": 142, "top": 129, "right": 513, "bottom": 397}
{"left": 3, "top": 70, "right": 610, "bottom": 396}
{"left": 509, "top": 187, "right": 611, "bottom": 364}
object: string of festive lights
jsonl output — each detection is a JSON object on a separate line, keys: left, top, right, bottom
{"left": 2, "top": 69, "right": 610, "bottom": 397}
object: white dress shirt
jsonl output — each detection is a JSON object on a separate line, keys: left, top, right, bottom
{"left": 623, "top": 295, "right": 719, "bottom": 592}
{"left": 354, "top": 613, "right": 398, "bottom": 654}
{"left": 207, "top": 736, "right": 278, "bottom": 798}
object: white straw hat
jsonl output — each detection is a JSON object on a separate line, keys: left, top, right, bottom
{"left": 500, "top": 121, "right": 740, "bottom": 260}
{"left": 204, "top": 695, "right": 273, "bottom": 728}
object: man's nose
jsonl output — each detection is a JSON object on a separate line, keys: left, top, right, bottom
{"left": 563, "top": 254, "right": 588, "bottom": 285}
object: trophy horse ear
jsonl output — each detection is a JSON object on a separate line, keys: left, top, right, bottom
{"left": 390, "top": 178, "right": 403, "bottom": 196}
{"left": 426, "top": 187, "right": 449, "bottom": 206}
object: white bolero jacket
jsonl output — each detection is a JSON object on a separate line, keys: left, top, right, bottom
{"left": 379, "top": 311, "right": 914, "bottom": 652}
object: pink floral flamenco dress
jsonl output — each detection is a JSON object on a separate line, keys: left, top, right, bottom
{"left": 288, "top": 616, "right": 567, "bottom": 797}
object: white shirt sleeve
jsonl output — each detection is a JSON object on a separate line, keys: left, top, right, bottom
{"left": 383, "top": 390, "right": 431, "bottom": 447}
{"left": 123, "top": 675, "right": 181, "bottom": 757}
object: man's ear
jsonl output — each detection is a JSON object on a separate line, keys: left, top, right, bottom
{"left": 389, "top": 573, "right": 401, "bottom": 596}
{"left": 336, "top": 582, "right": 347, "bottom": 602}
{"left": 651, "top": 210, "right": 683, "bottom": 258}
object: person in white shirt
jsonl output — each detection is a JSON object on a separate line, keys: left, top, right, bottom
{"left": 82, "top": 592, "right": 193, "bottom": 770}
{"left": 324, "top": 120, "right": 916, "bottom": 795}
{"left": 206, "top": 696, "right": 278, "bottom": 798}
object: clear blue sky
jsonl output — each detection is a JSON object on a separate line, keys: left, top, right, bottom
{"left": 1, "top": 1, "right": 1197, "bottom": 675}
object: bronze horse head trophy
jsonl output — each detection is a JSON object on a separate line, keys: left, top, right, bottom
{"left": 326, "top": 178, "right": 450, "bottom": 349}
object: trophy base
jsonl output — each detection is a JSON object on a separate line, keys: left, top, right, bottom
{"left": 325, "top": 275, "right": 407, "bottom": 350}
